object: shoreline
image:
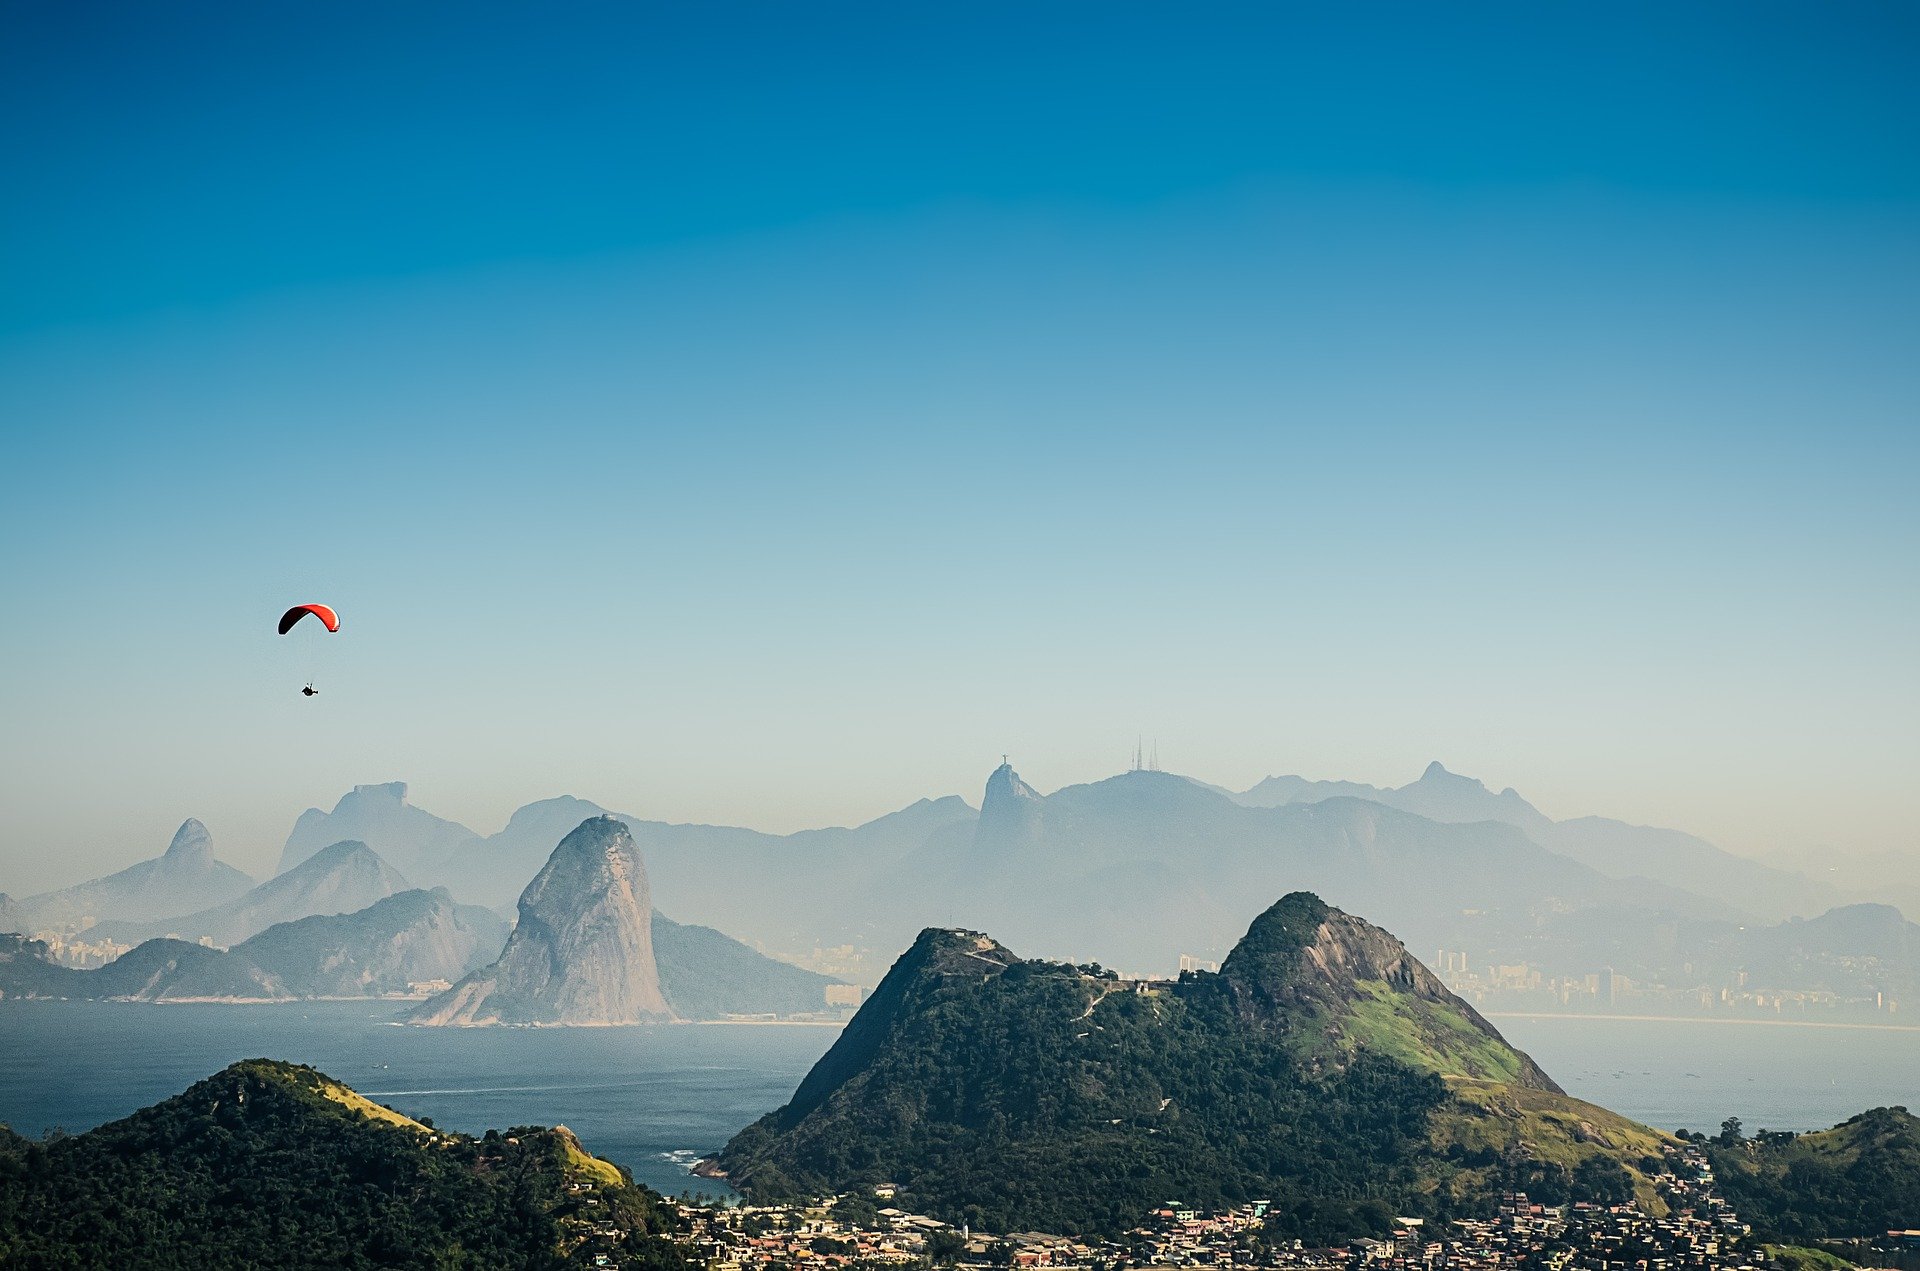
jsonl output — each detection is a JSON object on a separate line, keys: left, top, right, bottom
{"left": 1486, "top": 1011, "right": 1920, "bottom": 1033}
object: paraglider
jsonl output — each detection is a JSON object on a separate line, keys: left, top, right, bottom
{"left": 278, "top": 604, "right": 340, "bottom": 697}
{"left": 277, "top": 604, "right": 340, "bottom": 635}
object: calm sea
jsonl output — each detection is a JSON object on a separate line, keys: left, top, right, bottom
{"left": 1490, "top": 1013, "right": 1920, "bottom": 1134}
{"left": 1, "top": 1002, "right": 1914, "bottom": 1195}
{"left": 0, "top": 1000, "right": 837, "bottom": 1197}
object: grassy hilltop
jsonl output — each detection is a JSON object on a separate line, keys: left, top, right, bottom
{"left": 0, "top": 1059, "right": 692, "bottom": 1270}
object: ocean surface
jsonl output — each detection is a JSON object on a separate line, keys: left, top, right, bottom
{"left": 0, "top": 1000, "right": 838, "bottom": 1197}
{"left": 1, "top": 1001, "right": 1914, "bottom": 1196}
{"left": 1490, "top": 1013, "right": 1920, "bottom": 1134}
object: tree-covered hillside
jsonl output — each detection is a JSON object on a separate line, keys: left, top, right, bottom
{"left": 1698, "top": 1108, "right": 1920, "bottom": 1239}
{"left": 718, "top": 893, "right": 1666, "bottom": 1241}
{"left": 0, "top": 1059, "right": 693, "bottom": 1270}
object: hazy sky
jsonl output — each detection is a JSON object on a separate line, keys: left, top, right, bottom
{"left": 2, "top": 3, "right": 1916, "bottom": 891}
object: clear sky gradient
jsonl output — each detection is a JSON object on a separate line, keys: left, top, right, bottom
{"left": 2, "top": 3, "right": 1916, "bottom": 890}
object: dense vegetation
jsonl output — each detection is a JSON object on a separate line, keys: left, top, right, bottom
{"left": 719, "top": 894, "right": 1658, "bottom": 1241}
{"left": 1693, "top": 1108, "right": 1920, "bottom": 1239}
{"left": 0, "top": 1059, "right": 692, "bottom": 1270}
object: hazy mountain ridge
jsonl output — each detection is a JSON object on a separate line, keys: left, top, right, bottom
{"left": 650, "top": 911, "right": 842, "bottom": 1020}
{"left": 0, "top": 819, "right": 255, "bottom": 935}
{"left": 278, "top": 781, "right": 482, "bottom": 880}
{"left": 1230, "top": 762, "right": 1838, "bottom": 922}
{"left": 9, "top": 766, "right": 1868, "bottom": 1004}
{"left": 91, "top": 839, "right": 412, "bottom": 948}
{"left": 716, "top": 892, "right": 1668, "bottom": 1238}
{"left": 1, "top": 885, "right": 836, "bottom": 1013}
{"left": 0, "top": 887, "right": 507, "bottom": 1001}
{"left": 878, "top": 765, "right": 1749, "bottom": 973}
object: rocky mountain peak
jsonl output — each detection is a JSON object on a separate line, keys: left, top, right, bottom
{"left": 163, "top": 818, "right": 214, "bottom": 865}
{"left": 976, "top": 761, "right": 1043, "bottom": 843}
{"left": 407, "top": 816, "right": 672, "bottom": 1026}
{"left": 1218, "top": 891, "right": 1562, "bottom": 1092}
{"left": 982, "top": 761, "right": 1039, "bottom": 805}
{"left": 1418, "top": 760, "right": 1485, "bottom": 790}
{"left": 349, "top": 782, "right": 409, "bottom": 804}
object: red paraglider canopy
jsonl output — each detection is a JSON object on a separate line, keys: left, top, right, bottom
{"left": 278, "top": 603, "right": 341, "bottom": 635}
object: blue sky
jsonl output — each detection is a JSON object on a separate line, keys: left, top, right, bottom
{"left": 1, "top": 2, "right": 1916, "bottom": 888}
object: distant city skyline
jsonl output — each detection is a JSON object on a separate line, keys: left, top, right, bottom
{"left": 2, "top": 3, "right": 1915, "bottom": 890}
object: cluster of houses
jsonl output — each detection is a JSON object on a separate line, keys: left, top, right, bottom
{"left": 674, "top": 1191, "right": 949, "bottom": 1270}
{"left": 575, "top": 1144, "right": 1832, "bottom": 1271}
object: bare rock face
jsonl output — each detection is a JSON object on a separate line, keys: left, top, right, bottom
{"left": 407, "top": 817, "right": 674, "bottom": 1026}
{"left": 1218, "top": 892, "right": 1563, "bottom": 1093}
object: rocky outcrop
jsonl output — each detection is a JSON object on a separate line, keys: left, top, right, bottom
{"left": 1218, "top": 892, "right": 1562, "bottom": 1092}
{"left": 974, "top": 761, "right": 1043, "bottom": 848}
{"left": 408, "top": 817, "right": 674, "bottom": 1026}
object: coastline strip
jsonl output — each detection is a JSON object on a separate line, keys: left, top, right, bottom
{"left": 1485, "top": 1011, "right": 1920, "bottom": 1033}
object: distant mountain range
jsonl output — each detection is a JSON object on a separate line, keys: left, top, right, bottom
{"left": 2, "top": 760, "right": 1887, "bottom": 1002}
{"left": 1231, "top": 761, "right": 1840, "bottom": 922}
{"left": 0, "top": 819, "right": 255, "bottom": 934}
{"left": 0, "top": 886, "right": 506, "bottom": 1001}
{"left": 91, "top": 839, "right": 413, "bottom": 947}
{"left": 1571, "top": 900, "right": 1920, "bottom": 1001}
{"left": 0, "top": 858, "right": 837, "bottom": 1016}
{"left": 249, "top": 765, "right": 1835, "bottom": 981}
{"left": 872, "top": 764, "right": 1764, "bottom": 973}
{"left": 277, "top": 781, "right": 482, "bottom": 881}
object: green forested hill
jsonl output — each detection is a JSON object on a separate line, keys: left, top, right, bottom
{"left": 1703, "top": 1107, "right": 1920, "bottom": 1239}
{"left": 717, "top": 892, "right": 1668, "bottom": 1241}
{"left": 0, "top": 1059, "right": 692, "bottom": 1270}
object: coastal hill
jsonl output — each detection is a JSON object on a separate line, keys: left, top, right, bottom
{"left": 409, "top": 816, "right": 675, "bottom": 1025}
{"left": 1703, "top": 1106, "right": 1920, "bottom": 1241}
{"left": 650, "top": 911, "right": 842, "bottom": 1020}
{"left": 0, "top": 1058, "right": 691, "bottom": 1269}
{"left": 715, "top": 892, "right": 1668, "bottom": 1239}
{"left": 0, "top": 818, "right": 255, "bottom": 935}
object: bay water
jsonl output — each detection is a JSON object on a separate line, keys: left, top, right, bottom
{"left": 1, "top": 1000, "right": 1914, "bottom": 1198}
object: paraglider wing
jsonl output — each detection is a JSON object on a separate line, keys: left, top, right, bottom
{"left": 277, "top": 603, "right": 341, "bottom": 635}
